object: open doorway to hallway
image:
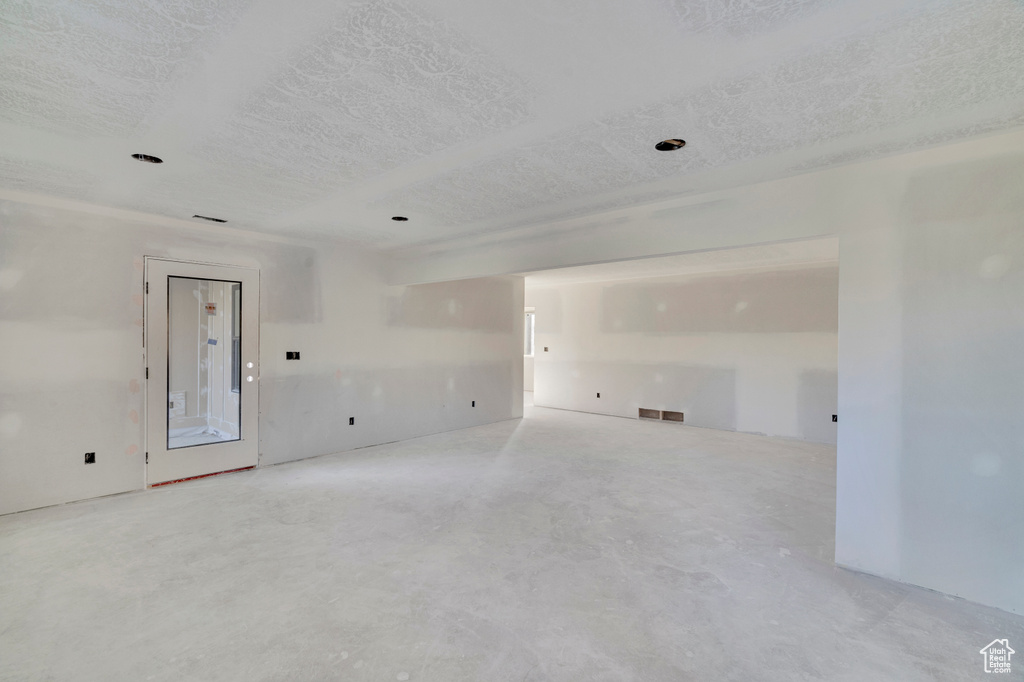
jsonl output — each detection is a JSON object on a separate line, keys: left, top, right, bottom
{"left": 520, "top": 237, "right": 839, "bottom": 444}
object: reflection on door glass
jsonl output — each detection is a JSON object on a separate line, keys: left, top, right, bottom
{"left": 167, "top": 277, "right": 242, "bottom": 449}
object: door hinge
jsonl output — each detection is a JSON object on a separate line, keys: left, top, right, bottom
{"left": 145, "top": 281, "right": 148, "bottom": 294}
{"left": 145, "top": 452, "right": 148, "bottom": 463}
{"left": 145, "top": 367, "right": 149, "bottom": 380}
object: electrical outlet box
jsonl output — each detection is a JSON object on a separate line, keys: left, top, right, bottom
{"left": 597, "top": 393, "right": 600, "bottom": 398}
{"left": 832, "top": 415, "right": 838, "bottom": 422}
{"left": 472, "top": 400, "right": 476, "bottom": 407}
{"left": 349, "top": 417, "right": 354, "bottom": 425}
{"left": 286, "top": 351, "right": 300, "bottom": 360}
{"left": 84, "top": 452, "right": 95, "bottom": 464}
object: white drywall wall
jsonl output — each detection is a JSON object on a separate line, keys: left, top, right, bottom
{"left": 388, "top": 129, "right": 1024, "bottom": 615}
{"left": 523, "top": 354, "right": 534, "bottom": 392}
{"left": 526, "top": 265, "right": 839, "bottom": 443}
{"left": 0, "top": 198, "right": 523, "bottom": 515}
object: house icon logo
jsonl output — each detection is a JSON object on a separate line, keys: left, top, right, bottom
{"left": 980, "top": 639, "right": 1014, "bottom": 674}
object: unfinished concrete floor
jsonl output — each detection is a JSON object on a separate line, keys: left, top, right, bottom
{"left": 2, "top": 399, "right": 1021, "bottom": 681}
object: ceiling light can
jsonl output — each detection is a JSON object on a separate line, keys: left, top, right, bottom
{"left": 655, "top": 139, "right": 686, "bottom": 151}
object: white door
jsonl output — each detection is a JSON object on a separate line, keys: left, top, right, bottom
{"left": 145, "top": 258, "right": 259, "bottom": 485}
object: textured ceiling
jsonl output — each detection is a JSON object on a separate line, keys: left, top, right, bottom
{"left": 523, "top": 237, "right": 838, "bottom": 287}
{"left": 1, "top": 0, "right": 1022, "bottom": 248}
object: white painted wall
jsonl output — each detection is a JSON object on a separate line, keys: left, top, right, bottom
{"left": 388, "top": 129, "right": 1024, "bottom": 615}
{"left": 0, "top": 198, "right": 523, "bottom": 515}
{"left": 523, "top": 308, "right": 535, "bottom": 391}
{"left": 527, "top": 265, "right": 839, "bottom": 443}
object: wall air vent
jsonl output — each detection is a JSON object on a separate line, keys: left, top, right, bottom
{"left": 639, "top": 408, "right": 685, "bottom": 423}
{"left": 193, "top": 214, "right": 227, "bottom": 223}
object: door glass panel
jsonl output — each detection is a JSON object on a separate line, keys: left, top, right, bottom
{"left": 167, "top": 277, "right": 242, "bottom": 449}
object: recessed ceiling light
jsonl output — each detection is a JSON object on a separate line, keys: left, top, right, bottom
{"left": 193, "top": 214, "right": 227, "bottom": 223}
{"left": 654, "top": 139, "right": 686, "bottom": 151}
{"left": 392, "top": 216, "right": 408, "bottom": 221}
{"left": 131, "top": 153, "right": 163, "bottom": 163}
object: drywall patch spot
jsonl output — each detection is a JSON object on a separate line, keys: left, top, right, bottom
{"left": 971, "top": 453, "right": 1001, "bottom": 477}
{"left": 654, "top": 373, "right": 664, "bottom": 383}
{"left": 131, "top": 294, "right": 143, "bottom": 306}
{"left": 0, "top": 269, "right": 24, "bottom": 290}
{"left": 656, "top": 302, "right": 667, "bottom": 312}
{"left": 335, "top": 370, "right": 343, "bottom": 380}
{"left": 128, "top": 379, "right": 140, "bottom": 393}
{"left": 128, "top": 410, "right": 139, "bottom": 424}
{"left": 126, "top": 444, "right": 138, "bottom": 456}
{"left": 0, "top": 412, "right": 22, "bottom": 438}
{"left": 979, "top": 254, "right": 1011, "bottom": 279}
{"left": 133, "top": 318, "right": 144, "bottom": 327}
{"left": 735, "top": 301, "right": 749, "bottom": 313}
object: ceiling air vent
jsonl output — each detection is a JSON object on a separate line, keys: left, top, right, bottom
{"left": 131, "top": 153, "right": 163, "bottom": 164}
{"left": 193, "top": 214, "right": 227, "bottom": 223}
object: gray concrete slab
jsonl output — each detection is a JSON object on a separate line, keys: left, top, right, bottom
{"left": 1, "top": 400, "right": 1021, "bottom": 681}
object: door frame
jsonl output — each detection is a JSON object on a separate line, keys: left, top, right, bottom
{"left": 144, "top": 257, "right": 260, "bottom": 486}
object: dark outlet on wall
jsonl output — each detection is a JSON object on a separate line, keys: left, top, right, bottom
{"left": 84, "top": 452, "right": 95, "bottom": 464}
{"left": 832, "top": 415, "right": 838, "bottom": 422}
{"left": 286, "top": 351, "right": 300, "bottom": 360}
{"left": 472, "top": 400, "right": 476, "bottom": 407}
{"left": 349, "top": 417, "right": 354, "bottom": 425}
{"left": 544, "top": 347, "right": 548, "bottom": 352}
{"left": 597, "top": 393, "right": 601, "bottom": 398}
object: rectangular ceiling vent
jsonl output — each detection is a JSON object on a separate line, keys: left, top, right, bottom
{"left": 193, "top": 214, "right": 227, "bottom": 223}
